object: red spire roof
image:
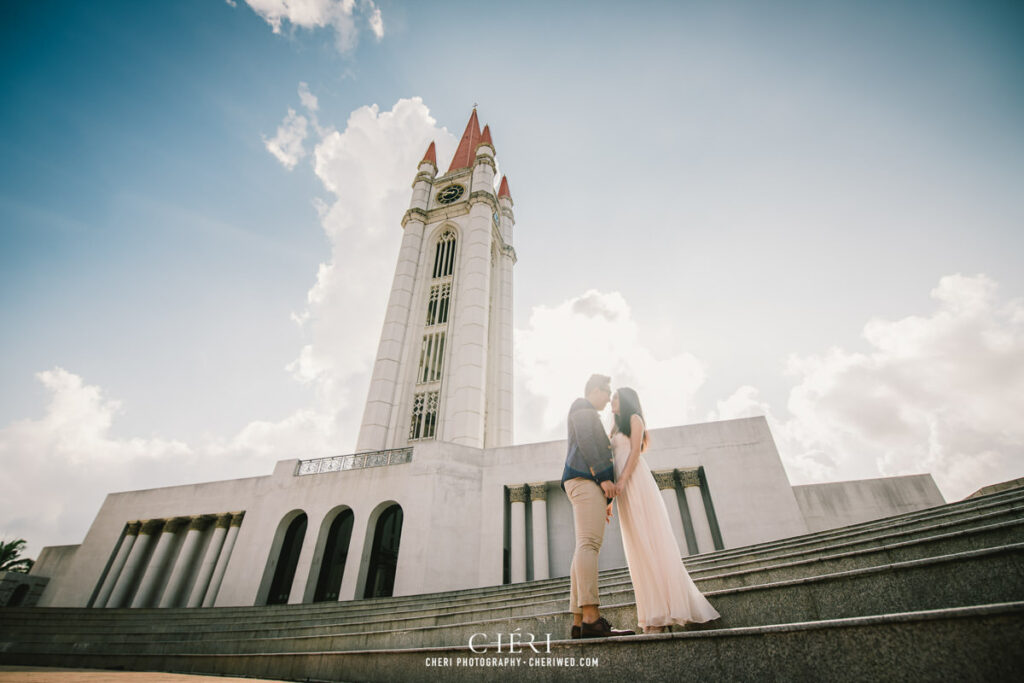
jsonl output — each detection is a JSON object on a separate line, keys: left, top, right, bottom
{"left": 446, "top": 109, "right": 482, "bottom": 172}
{"left": 498, "top": 175, "right": 511, "bottom": 199}
{"left": 480, "top": 124, "right": 493, "bottom": 147}
{"left": 421, "top": 141, "right": 437, "bottom": 165}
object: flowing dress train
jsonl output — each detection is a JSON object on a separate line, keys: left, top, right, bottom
{"left": 613, "top": 432, "right": 721, "bottom": 628}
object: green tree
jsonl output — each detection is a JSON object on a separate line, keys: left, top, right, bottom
{"left": 0, "top": 538, "right": 34, "bottom": 573}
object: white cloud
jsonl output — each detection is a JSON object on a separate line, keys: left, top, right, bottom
{"left": 0, "top": 370, "right": 199, "bottom": 556}
{"left": 708, "top": 384, "right": 839, "bottom": 483}
{"left": 240, "top": 0, "right": 383, "bottom": 54}
{"left": 0, "top": 367, "right": 346, "bottom": 558}
{"left": 364, "top": 0, "right": 384, "bottom": 40}
{"left": 298, "top": 82, "right": 319, "bottom": 112}
{"left": 515, "top": 290, "right": 706, "bottom": 442}
{"left": 288, "top": 98, "right": 458, "bottom": 431}
{"left": 726, "top": 273, "right": 1024, "bottom": 500}
{"left": 263, "top": 107, "right": 309, "bottom": 170}
{"left": 0, "top": 97, "right": 458, "bottom": 557}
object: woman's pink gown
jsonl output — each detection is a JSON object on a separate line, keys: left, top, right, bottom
{"left": 612, "top": 431, "right": 721, "bottom": 628}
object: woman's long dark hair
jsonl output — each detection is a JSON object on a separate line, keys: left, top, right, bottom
{"left": 614, "top": 387, "right": 650, "bottom": 452}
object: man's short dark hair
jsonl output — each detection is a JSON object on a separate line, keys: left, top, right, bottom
{"left": 584, "top": 374, "right": 612, "bottom": 396}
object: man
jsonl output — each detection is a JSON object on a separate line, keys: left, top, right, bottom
{"left": 561, "top": 373, "right": 635, "bottom": 639}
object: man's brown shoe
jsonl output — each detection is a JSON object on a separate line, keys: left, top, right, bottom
{"left": 571, "top": 625, "right": 581, "bottom": 639}
{"left": 580, "top": 617, "right": 635, "bottom": 638}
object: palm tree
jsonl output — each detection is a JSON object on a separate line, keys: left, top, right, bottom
{"left": 0, "top": 538, "right": 34, "bottom": 573}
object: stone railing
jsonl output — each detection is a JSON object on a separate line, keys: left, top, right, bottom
{"left": 294, "top": 448, "right": 413, "bottom": 476}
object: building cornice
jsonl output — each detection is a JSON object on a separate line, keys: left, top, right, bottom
{"left": 680, "top": 469, "right": 701, "bottom": 488}
{"left": 508, "top": 485, "right": 528, "bottom": 503}
{"left": 140, "top": 519, "right": 164, "bottom": 535}
{"left": 653, "top": 470, "right": 677, "bottom": 491}
{"left": 411, "top": 172, "right": 435, "bottom": 188}
{"left": 468, "top": 190, "right": 498, "bottom": 214}
{"left": 401, "top": 207, "right": 429, "bottom": 228}
{"left": 473, "top": 155, "right": 496, "bottom": 172}
{"left": 501, "top": 244, "right": 518, "bottom": 264}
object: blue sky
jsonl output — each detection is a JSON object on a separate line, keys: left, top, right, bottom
{"left": 2, "top": 0, "right": 1023, "bottom": 554}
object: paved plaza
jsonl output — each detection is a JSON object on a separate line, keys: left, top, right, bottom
{"left": 0, "top": 667, "right": 287, "bottom": 683}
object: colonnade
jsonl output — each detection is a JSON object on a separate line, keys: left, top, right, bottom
{"left": 506, "top": 468, "right": 719, "bottom": 583}
{"left": 93, "top": 511, "right": 244, "bottom": 608}
{"left": 507, "top": 483, "right": 549, "bottom": 584}
{"left": 673, "top": 469, "right": 717, "bottom": 555}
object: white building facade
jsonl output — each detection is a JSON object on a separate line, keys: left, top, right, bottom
{"left": 29, "top": 112, "right": 945, "bottom": 609}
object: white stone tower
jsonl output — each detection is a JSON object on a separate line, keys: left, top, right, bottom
{"left": 356, "top": 110, "right": 515, "bottom": 451}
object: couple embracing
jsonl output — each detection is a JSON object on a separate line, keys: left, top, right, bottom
{"left": 562, "top": 374, "right": 721, "bottom": 638}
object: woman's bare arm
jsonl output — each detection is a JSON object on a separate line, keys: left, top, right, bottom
{"left": 615, "top": 414, "right": 646, "bottom": 492}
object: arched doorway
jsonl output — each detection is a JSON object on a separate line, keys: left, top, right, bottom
{"left": 363, "top": 504, "right": 403, "bottom": 599}
{"left": 266, "top": 513, "right": 307, "bottom": 605}
{"left": 8, "top": 583, "right": 30, "bottom": 607}
{"left": 313, "top": 509, "right": 354, "bottom": 602}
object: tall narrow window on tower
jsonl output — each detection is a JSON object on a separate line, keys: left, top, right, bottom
{"left": 409, "top": 391, "right": 440, "bottom": 440}
{"left": 432, "top": 230, "right": 457, "bottom": 279}
{"left": 425, "top": 282, "right": 451, "bottom": 326}
{"left": 410, "top": 229, "right": 457, "bottom": 441}
{"left": 417, "top": 331, "right": 445, "bottom": 383}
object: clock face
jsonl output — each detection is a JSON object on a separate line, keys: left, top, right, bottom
{"left": 436, "top": 184, "right": 465, "bottom": 205}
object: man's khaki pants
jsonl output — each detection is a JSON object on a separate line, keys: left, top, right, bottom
{"left": 565, "top": 477, "right": 606, "bottom": 614}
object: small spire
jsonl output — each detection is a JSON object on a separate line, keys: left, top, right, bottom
{"left": 421, "top": 141, "right": 437, "bottom": 165}
{"left": 498, "top": 175, "right": 511, "bottom": 199}
{"left": 446, "top": 109, "right": 482, "bottom": 172}
{"left": 480, "top": 124, "right": 493, "bottom": 148}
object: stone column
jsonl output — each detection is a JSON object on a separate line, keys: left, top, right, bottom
{"left": 132, "top": 517, "right": 187, "bottom": 608}
{"left": 496, "top": 246, "right": 515, "bottom": 446}
{"left": 159, "top": 516, "right": 209, "bottom": 608}
{"left": 356, "top": 156, "right": 433, "bottom": 452}
{"left": 496, "top": 192, "right": 515, "bottom": 447}
{"left": 188, "top": 513, "right": 231, "bottom": 607}
{"left": 93, "top": 521, "right": 141, "bottom": 608}
{"left": 203, "top": 512, "right": 244, "bottom": 607}
{"left": 337, "top": 516, "right": 366, "bottom": 603}
{"left": 528, "top": 483, "right": 549, "bottom": 581}
{"left": 681, "top": 469, "right": 715, "bottom": 554}
{"left": 508, "top": 485, "right": 527, "bottom": 583}
{"left": 445, "top": 151, "right": 496, "bottom": 447}
{"left": 654, "top": 471, "right": 689, "bottom": 556}
{"left": 106, "top": 519, "right": 163, "bottom": 608}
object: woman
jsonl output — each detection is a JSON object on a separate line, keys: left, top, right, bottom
{"left": 611, "top": 387, "right": 721, "bottom": 633}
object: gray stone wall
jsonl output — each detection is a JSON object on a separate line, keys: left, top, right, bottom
{"left": 793, "top": 474, "right": 945, "bottom": 532}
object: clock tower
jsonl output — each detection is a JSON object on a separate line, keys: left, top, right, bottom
{"left": 356, "top": 109, "right": 516, "bottom": 452}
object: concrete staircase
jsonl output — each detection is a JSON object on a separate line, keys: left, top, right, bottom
{"left": 2, "top": 486, "right": 1023, "bottom": 681}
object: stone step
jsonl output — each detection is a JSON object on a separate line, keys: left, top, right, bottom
{"left": 11, "top": 513, "right": 1023, "bottom": 642}
{"left": 7, "top": 543, "right": 1021, "bottom": 658}
{"left": 37, "top": 519, "right": 1024, "bottom": 645}
{"left": 6, "top": 505, "right": 1021, "bottom": 637}
{"left": 3, "top": 602, "right": 1022, "bottom": 682}
{"left": 16, "top": 486, "right": 1024, "bottom": 631}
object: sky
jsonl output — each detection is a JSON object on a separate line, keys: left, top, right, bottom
{"left": 2, "top": 0, "right": 1023, "bottom": 557}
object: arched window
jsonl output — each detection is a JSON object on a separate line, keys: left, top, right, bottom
{"left": 313, "top": 509, "right": 354, "bottom": 602}
{"left": 431, "top": 229, "right": 457, "bottom": 279}
{"left": 266, "top": 513, "right": 307, "bottom": 605}
{"left": 363, "top": 504, "right": 403, "bottom": 598}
